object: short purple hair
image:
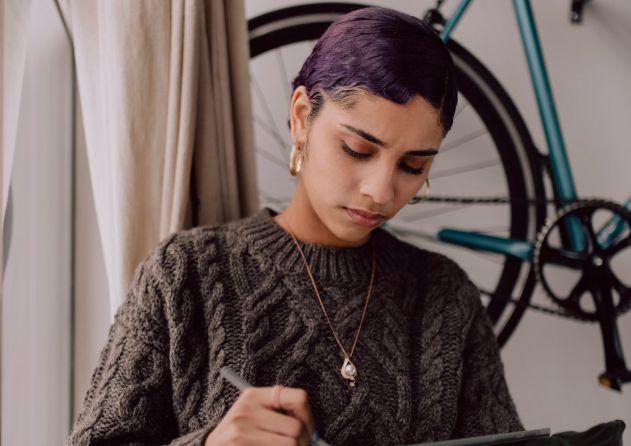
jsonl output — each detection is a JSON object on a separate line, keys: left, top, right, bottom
{"left": 291, "top": 6, "right": 458, "bottom": 135}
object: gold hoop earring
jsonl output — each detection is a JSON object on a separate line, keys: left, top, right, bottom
{"left": 409, "top": 178, "right": 430, "bottom": 205}
{"left": 289, "top": 142, "right": 304, "bottom": 176}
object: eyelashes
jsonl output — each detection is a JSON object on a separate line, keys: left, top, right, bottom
{"left": 341, "top": 142, "right": 370, "bottom": 159}
{"left": 340, "top": 142, "right": 426, "bottom": 175}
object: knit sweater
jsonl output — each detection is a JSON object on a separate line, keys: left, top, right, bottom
{"left": 66, "top": 206, "right": 524, "bottom": 446}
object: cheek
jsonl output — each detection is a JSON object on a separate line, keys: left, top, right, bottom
{"left": 395, "top": 168, "right": 430, "bottom": 204}
{"left": 308, "top": 143, "right": 358, "bottom": 189}
{"left": 386, "top": 175, "right": 410, "bottom": 203}
{"left": 332, "top": 152, "right": 358, "bottom": 183}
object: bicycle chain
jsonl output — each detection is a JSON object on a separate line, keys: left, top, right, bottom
{"left": 426, "top": 194, "right": 625, "bottom": 320}
{"left": 424, "top": 195, "right": 596, "bottom": 205}
{"left": 482, "top": 291, "right": 594, "bottom": 322}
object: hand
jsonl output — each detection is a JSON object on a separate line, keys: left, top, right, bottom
{"left": 204, "top": 385, "right": 316, "bottom": 446}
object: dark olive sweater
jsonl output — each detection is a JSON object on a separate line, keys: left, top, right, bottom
{"left": 66, "top": 206, "right": 524, "bottom": 446}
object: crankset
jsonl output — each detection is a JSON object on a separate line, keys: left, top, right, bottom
{"left": 534, "top": 200, "right": 631, "bottom": 391}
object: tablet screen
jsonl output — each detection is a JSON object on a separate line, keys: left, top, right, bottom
{"left": 404, "top": 427, "right": 551, "bottom": 446}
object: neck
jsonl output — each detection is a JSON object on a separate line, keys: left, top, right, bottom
{"left": 239, "top": 206, "right": 406, "bottom": 285}
{"left": 273, "top": 181, "right": 370, "bottom": 248}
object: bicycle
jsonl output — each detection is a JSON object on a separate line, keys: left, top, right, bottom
{"left": 247, "top": 0, "right": 631, "bottom": 391}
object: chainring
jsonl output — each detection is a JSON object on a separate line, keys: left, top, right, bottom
{"left": 533, "top": 199, "right": 631, "bottom": 321}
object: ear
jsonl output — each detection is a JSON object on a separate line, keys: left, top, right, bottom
{"left": 289, "top": 86, "right": 311, "bottom": 145}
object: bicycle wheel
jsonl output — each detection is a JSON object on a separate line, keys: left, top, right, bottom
{"left": 248, "top": 2, "right": 547, "bottom": 346}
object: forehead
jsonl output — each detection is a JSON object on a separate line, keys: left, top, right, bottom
{"left": 323, "top": 91, "right": 444, "bottom": 148}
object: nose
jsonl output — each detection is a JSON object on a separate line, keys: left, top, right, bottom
{"left": 359, "top": 163, "right": 395, "bottom": 205}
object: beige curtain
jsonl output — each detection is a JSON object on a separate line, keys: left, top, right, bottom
{"left": 62, "top": 0, "right": 259, "bottom": 317}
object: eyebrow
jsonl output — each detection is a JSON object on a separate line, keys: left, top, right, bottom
{"left": 340, "top": 123, "right": 438, "bottom": 156}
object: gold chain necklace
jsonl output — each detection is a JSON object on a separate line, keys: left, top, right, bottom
{"left": 280, "top": 215, "right": 376, "bottom": 387}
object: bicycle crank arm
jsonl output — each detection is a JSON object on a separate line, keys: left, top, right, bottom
{"left": 592, "top": 274, "right": 631, "bottom": 392}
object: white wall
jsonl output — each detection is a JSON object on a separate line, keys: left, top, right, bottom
{"left": 69, "top": 0, "right": 631, "bottom": 442}
{"left": 1, "top": 0, "right": 73, "bottom": 444}
{"left": 245, "top": 0, "right": 631, "bottom": 441}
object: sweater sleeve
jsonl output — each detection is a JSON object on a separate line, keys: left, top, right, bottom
{"left": 65, "top": 236, "right": 213, "bottom": 446}
{"left": 451, "top": 279, "right": 525, "bottom": 439}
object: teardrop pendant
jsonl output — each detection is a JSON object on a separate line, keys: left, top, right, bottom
{"left": 340, "top": 356, "right": 357, "bottom": 386}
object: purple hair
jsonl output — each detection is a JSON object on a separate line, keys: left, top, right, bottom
{"left": 291, "top": 6, "right": 458, "bottom": 135}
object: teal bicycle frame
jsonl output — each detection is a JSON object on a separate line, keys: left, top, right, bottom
{"left": 434, "top": 0, "right": 630, "bottom": 261}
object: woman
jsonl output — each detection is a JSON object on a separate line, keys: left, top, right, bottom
{"left": 66, "top": 6, "right": 524, "bottom": 446}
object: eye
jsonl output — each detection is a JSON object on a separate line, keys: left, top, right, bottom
{"left": 341, "top": 141, "right": 370, "bottom": 159}
{"left": 341, "top": 141, "right": 427, "bottom": 175}
{"left": 400, "top": 163, "right": 425, "bottom": 175}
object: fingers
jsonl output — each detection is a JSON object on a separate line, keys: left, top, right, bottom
{"left": 277, "top": 387, "right": 316, "bottom": 440}
{"left": 214, "top": 415, "right": 307, "bottom": 446}
{"left": 250, "top": 407, "right": 305, "bottom": 439}
{"left": 241, "top": 386, "right": 316, "bottom": 438}
{"left": 208, "top": 385, "right": 316, "bottom": 446}
{"left": 242, "top": 429, "right": 307, "bottom": 446}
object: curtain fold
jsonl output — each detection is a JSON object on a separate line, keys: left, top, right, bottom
{"left": 65, "top": 0, "right": 258, "bottom": 317}
{"left": 192, "top": 0, "right": 259, "bottom": 225}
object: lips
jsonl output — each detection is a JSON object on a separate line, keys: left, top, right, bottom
{"left": 348, "top": 208, "right": 384, "bottom": 219}
{"left": 344, "top": 207, "right": 386, "bottom": 227}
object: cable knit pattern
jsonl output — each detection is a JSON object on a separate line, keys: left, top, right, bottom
{"left": 66, "top": 206, "right": 523, "bottom": 446}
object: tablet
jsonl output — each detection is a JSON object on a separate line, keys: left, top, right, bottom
{"left": 405, "top": 428, "right": 551, "bottom": 446}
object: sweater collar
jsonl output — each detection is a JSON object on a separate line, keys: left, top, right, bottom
{"left": 238, "top": 206, "right": 404, "bottom": 286}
